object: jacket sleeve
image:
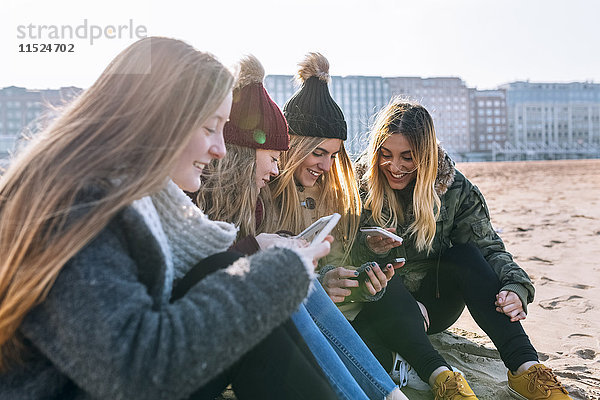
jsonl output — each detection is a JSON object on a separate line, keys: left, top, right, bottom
{"left": 20, "top": 218, "right": 313, "bottom": 400}
{"left": 449, "top": 176, "right": 535, "bottom": 311}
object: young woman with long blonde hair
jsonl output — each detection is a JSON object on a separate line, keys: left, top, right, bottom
{"left": 197, "top": 54, "right": 406, "bottom": 400}
{"left": 197, "top": 143, "right": 277, "bottom": 239}
{"left": 271, "top": 53, "right": 399, "bottom": 321}
{"left": 0, "top": 37, "right": 337, "bottom": 400}
{"left": 352, "top": 97, "right": 573, "bottom": 400}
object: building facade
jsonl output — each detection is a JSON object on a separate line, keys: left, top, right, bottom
{"left": 0, "top": 86, "right": 81, "bottom": 159}
{"left": 3, "top": 80, "right": 600, "bottom": 164}
{"left": 386, "top": 77, "right": 471, "bottom": 157}
{"left": 468, "top": 89, "right": 508, "bottom": 152}
{"left": 501, "top": 81, "right": 600, "bottom": 147}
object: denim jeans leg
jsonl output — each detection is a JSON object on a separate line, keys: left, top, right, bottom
{"left": 291, "top": 303, "right": 369, "bottom": 400}
{"left": 304, "top": 280, "right": 398, "bottom": 400}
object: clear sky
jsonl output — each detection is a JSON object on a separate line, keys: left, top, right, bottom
{"left": 1, "top": 0, "right": 599, "bottom": 90}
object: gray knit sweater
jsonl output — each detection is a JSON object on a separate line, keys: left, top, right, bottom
{"left": 0, "top": 181, "right": 315, "bottom": 400}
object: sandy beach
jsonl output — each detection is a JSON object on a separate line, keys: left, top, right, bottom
{"left": 436, "top": 159, "right": 600, "bottom": 400}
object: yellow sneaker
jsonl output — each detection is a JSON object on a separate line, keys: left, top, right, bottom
{"left": 432, "top": 370, "right": 478, "bottom": 400}
{"left": 507, "top": 364, "right": 572, "bottom": 399}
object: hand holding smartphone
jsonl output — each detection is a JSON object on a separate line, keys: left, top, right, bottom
{"left": 355, "top": 258, "right": 405, "bottom": 281}
{"left": 296, "top": 213, "right": 341, "bottom": 244}
{"left": 359, "top": 227, "right": 403, "bottom": 243}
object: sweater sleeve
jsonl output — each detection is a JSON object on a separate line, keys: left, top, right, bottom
{"left": 449, "top": 175, "right": 535, "bottom": 311}
{"left": 21, "top": 219, "right": 312, "bottom": 400}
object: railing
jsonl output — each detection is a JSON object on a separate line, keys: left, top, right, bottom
{"left": 491, "top": 141, "right": 600, "bottom": 161}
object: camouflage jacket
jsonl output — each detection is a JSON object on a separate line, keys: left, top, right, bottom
{"left": 352, "top": 147, "right": 535, "bottom": 312}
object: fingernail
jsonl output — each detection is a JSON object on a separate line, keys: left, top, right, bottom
{"left": 364, "top": 278, "right": 370, "bottom": 284}
{"left": 354, "top": 271, "right": 359, "bottom": 276}
{"left": 365, "top": 266, "right": 371, "bottom": 272}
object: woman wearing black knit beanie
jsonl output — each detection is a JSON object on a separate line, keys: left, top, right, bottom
{"left": 270, "top": 52, "right": 395, "bottom": 309}
{"left": 269, "top": 53, "right": 428, "bottom": 399}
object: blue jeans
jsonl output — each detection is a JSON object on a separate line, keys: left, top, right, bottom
{"left": 291, "top": 280, "right": 398, "bottom": 400}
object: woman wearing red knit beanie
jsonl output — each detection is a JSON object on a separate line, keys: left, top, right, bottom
{"left": 196, "top": 54, "right": 289, "bottom": 240}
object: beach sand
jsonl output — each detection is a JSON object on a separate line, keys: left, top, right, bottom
{"left": 401, "top": 159, "right": 600, "bottom": 400}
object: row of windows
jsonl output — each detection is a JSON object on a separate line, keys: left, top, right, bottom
{"left": 412, "top": 88, "right": 467, "bottom": 96}
{"left": 516, "top": 114, "right": 600, "bottom": 123}
{"left": 420, "top": 104, "right": 466, "bottom": 112}
{"left": 514, "top": 106, "right": 600, "bottom": 113}
{"left": 0, "top": 101, "right": 44, "bottom": 107}
{"left": 508, "top": 91, "right": 600, "bottom": 102}
{"left": 0, "top": 121, "right": 23, "bottom": 129}
{"left": 332, "top": 81, "right": 385, "bottom": 92}
{"left": 436, "top": 122, "right": 468, "bottom": 130}
{"left": 516, "top": 122, "right": 600, "bottom": 131}
{"left": 477, "top": 109, "right": 504, "bottom": 116}
{"left": 475, "top": 117, "right": 506, "bottom": 124}
{"left": 479, "top": 134, "right": 505, "bottom": 141}
{"left": 477, "top": 100, "right": 505, "bottom": 107}
{"left": 437, "top": 129, "right": 469, "bottom": 136}
{"left": 482, "top": 126, "right": 506, "bottom": 133}
{"left": 416, "top": 96, "right": 468, "bottom": 104}
{"left": 518, "top": 130, "right": 597, "bottom": 137}
{"left": 2, "top": 111, "right": 41, "bottom": 118}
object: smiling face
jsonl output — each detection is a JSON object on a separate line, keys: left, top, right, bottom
{"left": 293, "top": 138, "right": 342, "bottom": 187}
{"left": 378, "top": 133, "right": 417, "bottom": 190}
{"left": 170, "top": 92, "right": 232, "bottom": 192}
{"left": 255, "top": 148, "right": 281, "bottom": 190}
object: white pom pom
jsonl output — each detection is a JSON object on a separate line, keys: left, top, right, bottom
{"left": 234, "top": 54, "right": 265, "bottom": 90}
{"left": 297, "top": 52, "right": 330, "bottom": 83}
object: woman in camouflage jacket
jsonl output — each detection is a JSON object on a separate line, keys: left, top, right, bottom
{"left": 350, "top": 97, "right": 572, "bottom": 400}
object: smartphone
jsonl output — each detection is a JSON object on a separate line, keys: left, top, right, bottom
{"left": 296, "top": 213, "right": 341, "bottom": 244}
{"left": 389, "top": 257, "right": 406, "bottom": 264}
{"left": 359, "top": 227, "right": 403, "bottom": 243}
{"left": 355, "top": 259, "right": 404, "bottom": 282}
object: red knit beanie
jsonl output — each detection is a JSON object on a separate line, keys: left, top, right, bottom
{"left": 224, "top": 55, "right": 289, "bottom": 151}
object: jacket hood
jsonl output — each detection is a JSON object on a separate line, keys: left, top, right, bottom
{"left": 434, "top": 145, "right": 456, "bottom": 196}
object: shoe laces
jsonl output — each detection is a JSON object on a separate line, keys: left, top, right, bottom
{"left": 434, "top": 373, "right": 471, "bottom": 398}
{"left": 525, "top": 365, "right": 569, "bottom": 395}
{"left": 390, "top": 353, "right": 409, "bottom": 387}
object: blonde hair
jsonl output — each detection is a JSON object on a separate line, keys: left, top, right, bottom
{"left": 195, "top": 144, "right": 275, "bottom": 238}
{"left": 270, "top": 135, "right": 361, "bottom": 263}
{"left": 0, "top": 37, "right": 234, "bottom": 370}
{"left": 359, "top": 97, "right": 440, "bottom": 253}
